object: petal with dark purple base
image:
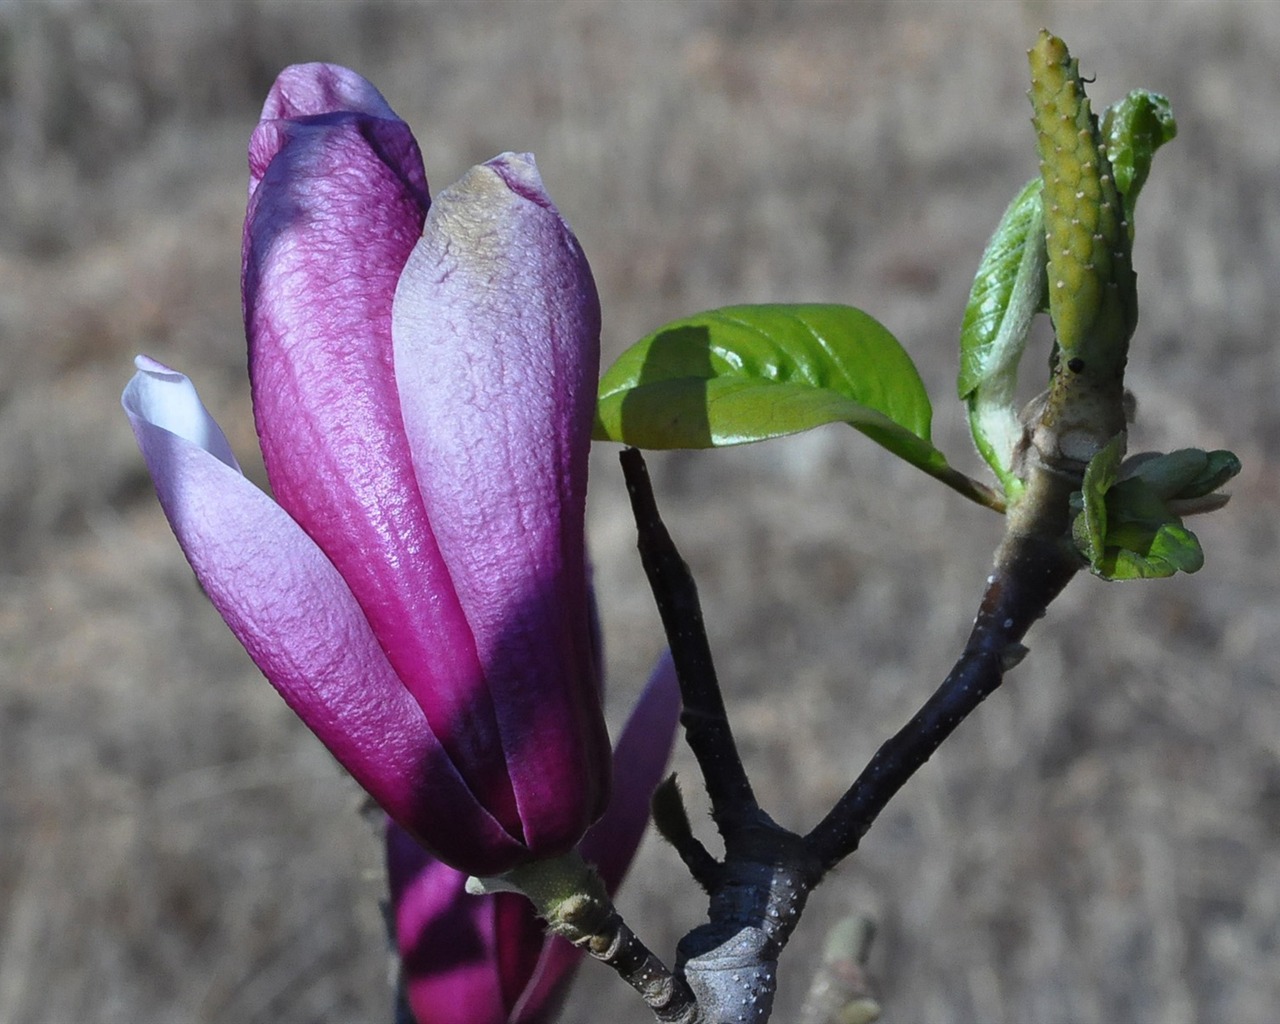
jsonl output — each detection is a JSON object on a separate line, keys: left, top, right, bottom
{"left": 123, "top": 358, "right": 525, "bottom": 874}
{"left": 244, "top": 64, "right": 521, "bottom": 838}
{"left": 392, "top": 153, "right": 608, "bottom": 857}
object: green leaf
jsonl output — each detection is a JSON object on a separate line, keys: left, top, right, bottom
{"left": 958, "top": 180, "right": 1046, "bottom": 403}
{"left": 1100, "top": 90, "right": 1177, "bottom": 231}
{"left": 1120, "top": 448, "right": 1241, "bottom": 501}
{"left": 1072, "top": 433, "right": 1123, "bottom": 565}
{"left": 1098, "top": 520, "right": 1204, "bottom": 579}
{"left": 957, "top": 178, "right": 1046, "bottom": 498}
{"left": 1072, "top": 436, "right": 1210, "bottom": 580}
{"left": 594, "top": 303, "right": 947, "bottom": 473}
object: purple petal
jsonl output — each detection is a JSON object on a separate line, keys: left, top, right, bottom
{"left": 244, "top": 67, "right": 522, "bottom": 838}
{"left": 258, "top": 62, "right": 402, "bottom": 124}
{"left": 392, "top": 153, "right": 608, "bottom": 855}
{"left": 388, "top": 824, "right": 511, "bottom": 1024}
{"left": 513, "top": 652, "right": 683, "bottom": 1021}
{"left": 493, "top": 888, "right": 551, "bottom": 1015}
{"left": 388, "top": 652, "right": 681, "bottom": 1024}
{"left": 123, "top": 358, "right": 525, "bottom": 873}
{"left": 582, "top": 650, "right": 682, "bottom": 892}
{"left": 248, "top": 63, "right": 430, "bottom": 212}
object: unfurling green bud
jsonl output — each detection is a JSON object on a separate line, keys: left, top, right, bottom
{"left": 1119, "top": 448, "right": 1241, "bottom": 502}
{"left": 1071, "top": 441, "right": 1240, "bottom": 580}
{"left": 1101, "top": 90, "right": 1177, "bottom": 233}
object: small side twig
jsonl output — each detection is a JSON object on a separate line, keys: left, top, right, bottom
{"left": 651, "top": 775, "right": 720, "bottom": 890}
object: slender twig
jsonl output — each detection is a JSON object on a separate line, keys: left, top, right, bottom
{"left": 621, "top": 448, "right": 758, "bottom": 828}
{"left": 621, "top": 448, "right": 833, "bottom": 1023}
{"left": 805, "top": 28, "right": 1142, "bottom": 876}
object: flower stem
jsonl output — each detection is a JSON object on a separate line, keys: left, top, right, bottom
{"left": 473, "top": 852, "right": 699, "bottom": 1022}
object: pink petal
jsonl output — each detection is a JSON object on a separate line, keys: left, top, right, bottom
{"left": 392, "top": 153, "right": 608, "bottom": 855}
{"left": 388, "top": 825, "right": 510, "bottom": 1024}
{"left": 388, "top": 652, "right": 681, "bottom": 1024}
{"left": 582, "top": 650, "right": 682, "bottom": 892}
{"left": 513, "top": 651, "right": 683, "bottom": 1022}
{"left": 244, "top": 67, "right": 521, "bottom": 837}
{"left": 123, "top": 358, "right": 525, "bottom": 873}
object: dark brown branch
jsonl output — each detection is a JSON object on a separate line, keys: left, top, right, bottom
{"left": 805, "top": 506, "right": 1079, "bottom": 872}
{"left": 620, "top": 448, "right": 758, "bottom": 830}
{"left": 616, "top": 449, "right": 1079, "bottom": 1021}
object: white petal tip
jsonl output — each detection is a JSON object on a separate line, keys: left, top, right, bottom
{"left": 123, "top": 356, "right": 240, "bottom": 471}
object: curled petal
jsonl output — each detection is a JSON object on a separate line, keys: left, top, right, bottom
{"left": 392, "top": 153, "right": 608, "bottom": 855}
{"left": 124, "top": 355, "right": 242, "bottom": 472}
{"left": 123, "top": 358, "right": 525, "bottom": 873}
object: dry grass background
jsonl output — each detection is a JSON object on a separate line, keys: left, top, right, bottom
{"left": 2, "top": 1, "right": 1277, "bottom": 1021}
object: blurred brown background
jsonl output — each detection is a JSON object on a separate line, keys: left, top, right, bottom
{"left": 2, "top": 1, "right": 1277, "bottom": 1021}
